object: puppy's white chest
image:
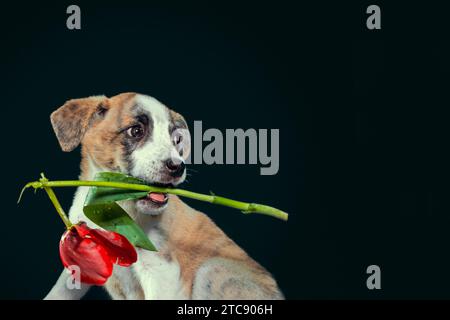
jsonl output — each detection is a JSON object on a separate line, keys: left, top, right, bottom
{"left": 133, "top": 249, "right": 188, "bottom": 299}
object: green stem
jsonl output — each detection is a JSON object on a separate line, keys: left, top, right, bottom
{"left": 20, "top": 178, "right": 288, "bottom": 221}
{"left": 43, "top": 187, "right": 73, "bottom": 229}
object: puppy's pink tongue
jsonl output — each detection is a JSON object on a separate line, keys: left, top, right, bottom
{"left": 148, "top": 192, "right": 166, "bottom": 203}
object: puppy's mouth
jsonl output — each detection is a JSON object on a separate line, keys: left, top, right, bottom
{"left": 138, "top": 182, "right": 173, "bottom": 209}
{"left": 145, "top": 192, "right": 169, "bottom": 205}
{"left": 133, "top": 173, "right": 184, "bottom": 214}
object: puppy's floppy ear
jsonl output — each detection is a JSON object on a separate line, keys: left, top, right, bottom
{"left": 50, "top": 95, "right": 107, "bottom": 152}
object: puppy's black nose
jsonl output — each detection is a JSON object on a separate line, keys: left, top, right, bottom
{"left": 165, "top": 159, "right": 185, "bottom": 177}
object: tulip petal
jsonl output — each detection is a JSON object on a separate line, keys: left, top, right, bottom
{"left": 60, "top": 228, "right": 113, "bottom": 285}
{"left": 89, "top": 228, "right": 138, "bottom": 267}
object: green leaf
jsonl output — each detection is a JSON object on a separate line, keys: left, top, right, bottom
{"left": 84, "top": 172, "right": 149, "bottom": 206}
{"left": 83, "top": 202, "right": 157, "bottom": 251}
{"left": 83, "top": 172, "right": 156, "bottom": 251}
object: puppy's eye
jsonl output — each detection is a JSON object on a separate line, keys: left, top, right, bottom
{"left": 127, "top": 124, "right": 145, "bottom": 139}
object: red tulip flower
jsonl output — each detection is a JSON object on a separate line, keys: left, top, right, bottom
{"left": 59, "top": 222, "right": 137, "bottom": 285}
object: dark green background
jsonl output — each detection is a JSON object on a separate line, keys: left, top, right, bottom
{"left": 1, "top": 0, "right": 449, "bottom": 299}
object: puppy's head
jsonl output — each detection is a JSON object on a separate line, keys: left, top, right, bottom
{"left": 50, "top": 92, "right": 190, "bottom": 214}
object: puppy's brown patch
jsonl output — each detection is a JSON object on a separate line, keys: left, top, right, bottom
{"left": 80, "top": 93, "right": 138, "bottom": 177}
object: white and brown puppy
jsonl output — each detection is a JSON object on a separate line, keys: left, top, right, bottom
{"left": 44, "top": 92, "right": 283, "bottom": 300}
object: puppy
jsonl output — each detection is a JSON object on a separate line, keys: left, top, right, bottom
{"left": 44, "top": 93, "right": 284, "bottom": 300}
